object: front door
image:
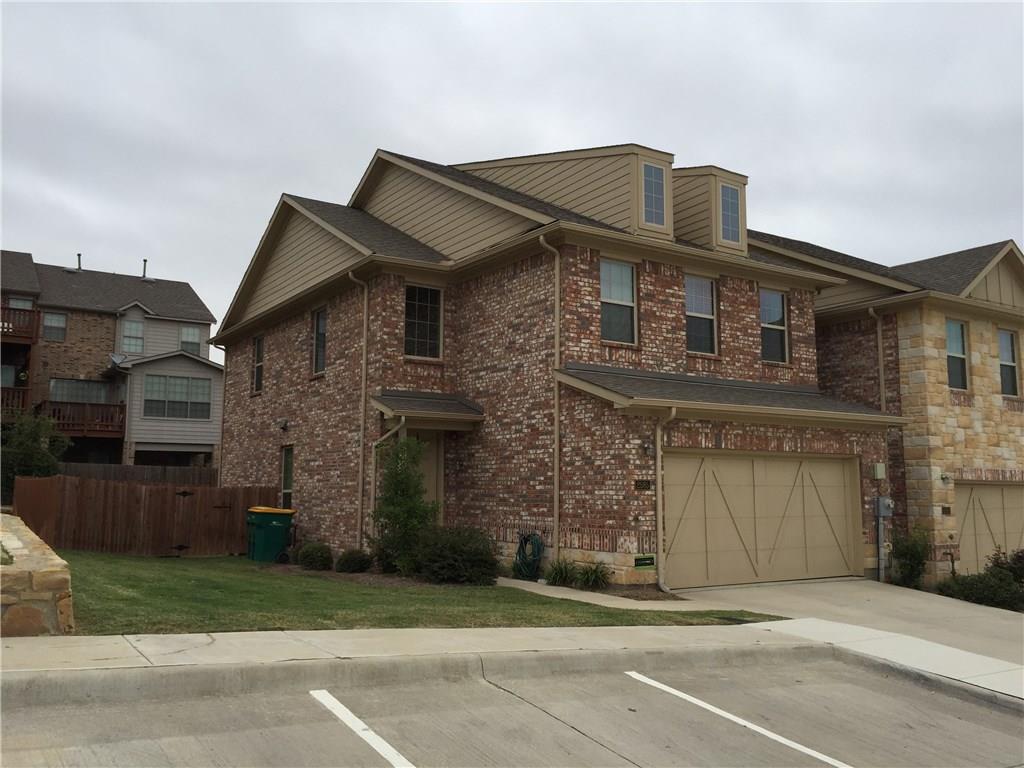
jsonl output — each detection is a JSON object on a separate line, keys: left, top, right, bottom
{"left": 408, "top": 429, "right": 443, "bottom": 519}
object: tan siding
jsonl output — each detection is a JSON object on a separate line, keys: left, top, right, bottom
{"left": 968, "top": 257, "right": 1024, "bottom": 309}
{"left": 467, "top": 155, "right": 634, "bottom": 230}
{"left": 816, "top": 279, "right": 898, "bottom": 310}
{"left": 672, "top": 174, "right": 713, "bottom": 247}
{"left": 127, "top": 356, "right": 223, "bottom": 447}
{"left": 240, "top": 210, "right": 362, "bottom": 323}
{"left": 362, "top": 164, "right": 535, "bottom": 259}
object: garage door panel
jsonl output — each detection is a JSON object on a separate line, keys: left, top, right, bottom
{"left": 664, "top": 453, "right": 859, "bottom": 589}
{"left": 955, "top": 483, "right": 1024, "bottom": 574}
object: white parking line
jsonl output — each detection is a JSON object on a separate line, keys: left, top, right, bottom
{"left": 310, "top": 689, "right": 415, "bottom": 768}
{"left": 625, "top": 671, "right": 852, "bottom": 768}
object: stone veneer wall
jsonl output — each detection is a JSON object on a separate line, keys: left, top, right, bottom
{"left": 1, "top": 513, "right": 74, "bottom": 636}
{"left": 897, "top": 304, "right": 1024, "bottom": 577}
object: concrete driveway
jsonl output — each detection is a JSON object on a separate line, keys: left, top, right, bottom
{"left": 678, "top": 578, "right": 1024, "bottom": 664}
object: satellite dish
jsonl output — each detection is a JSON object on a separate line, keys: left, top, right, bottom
{"left": 110, "top": 353, "right": 127, "bottom": 366}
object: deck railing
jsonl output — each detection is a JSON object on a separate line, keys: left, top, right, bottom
{"left": 0, "top": 307, "right": 40, "bottom": 343}
{"left": 38, "top": 401, "right": 125, "bottom": 437}
{"left": 0, "top": 388, "right": 29, "bottom": 421}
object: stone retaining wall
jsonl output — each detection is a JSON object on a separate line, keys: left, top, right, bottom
{"left": 1, "top": 513, "right": 73, "bottom": 636}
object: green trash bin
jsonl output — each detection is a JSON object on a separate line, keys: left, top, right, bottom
{"left": 247, "top": 506, "right": 295, "bottom": 562}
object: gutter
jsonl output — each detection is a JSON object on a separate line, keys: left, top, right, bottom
{"left": 816, "top": 290, "right": 1024, "bottom": 323}
{"left": 349, "top": 272, "right": 371, "bottom": 549}
{"left": 538, "top": 234, "right": 561, "bottom": 560}
{"left": 654, "top": 406, "right": 677, "bottom": 593}
{"left": 867, "top": 307, "right": 887, "bottom": 413}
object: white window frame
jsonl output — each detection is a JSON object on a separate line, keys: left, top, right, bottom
{"left": 759, "top": 289, "right": 789, "bottom": 363}
{"left": 179, "top": 326, "right": 202, "bottom": 356}
{"left": 685, "top": 275, "right": 718, "bottom": 356}
{"left": 641, "top": 162, "right": 666, "bottom": 229}
{"left": 998, "top": 328, "right": 1019, "bottom": 397}
{"left": 122, "top": 319, "right": 144, "bottom": 355}
{"left": 720, "top": 183, "right": 742, "bottom": 243}
{"left": 42, "top": 312, "right": 67, "bottom": 342}
{"left": 599, "top": 258, "right": 638, "bottom": 345}
{"left": 946, "top": 318, "right": 969, "bottom": 391}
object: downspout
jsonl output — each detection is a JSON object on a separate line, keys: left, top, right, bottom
{"left": 368, "top": 415, "right": 406, "bottom": 533}
{"left": 867, "top": 306, "right": 887, "bottom": 583}
{"left": 538, "top": 235, "right": 561, "bottom": 560}
{"left": 655, "top": 406, "right": 678, "bottom": 593}
{"left": 213, "top": 341, "right": 226, "bottom": 485}
{"left": 349, "top": 273, "right": 370, "bottom": 549}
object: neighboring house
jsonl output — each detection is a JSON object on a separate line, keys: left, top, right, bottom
{"left": 748, "top": 233, "right": 1023, "bottom": 578}
{"left": 1, "top": 251, "right": 222, "bottom": 466}
{"left": 214, "top": 144, "right": 904, "bottom": 589}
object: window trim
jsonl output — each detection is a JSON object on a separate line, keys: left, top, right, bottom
{"left": 719, "top": 183, "right": 742, "bottom": 244}
{"left": 311, "top": 307, "right": 327, "bottom": 375}
{"left": 640, "top": 161, "right": 667, "bottom": 230}
{"left": 179, "top": 325, "right": 202, "bottom": 356}
{"left": 945, "top": 318, "right": 969, "bottom": 391}
{"left": 280, "top": 445, "right": 294, "bottom": 510}
{"left": 403, "top": 284, "right": 444, "bottom": 361}
{"left": 998, "top": 328, "right": 1019, "bottom": 397}
{"left": 122, "top": 319, "right": 145, "bottom": 355}
{"left": 759, "top": 288, "right": 789, "bottom": 363}
{"left": 142, "top": 374, "right": 212, "bottom": 421}
{"left": 251, "top": 335, "right": 264, "bottom": 394}
{"left": 599, "top": 258, "right": 638, "bottom": 346}
{"left": 713, "top": 177, "right": 746, "bottom": 251}
{"left": 684, "top": 275, "right": 718, "bottom": 356}
{"left": 42, "top": 312, "right": 67, "bottom": 342}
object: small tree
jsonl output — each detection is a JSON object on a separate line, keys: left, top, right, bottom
{"left": 891, "top": 524, "right": 931, "bottom": 589}
{"left": 370, "top": 437, "right": 437, "bottom": 573}
{"left": 1, "top": 413, "right": 70, "bottom": 502}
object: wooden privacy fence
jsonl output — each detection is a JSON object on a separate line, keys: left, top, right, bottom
{"left": 57, "top": 462, "right": 218, "bottom": 486}
{"left": 12, "top": 475, "right": 277, "bottom": 556}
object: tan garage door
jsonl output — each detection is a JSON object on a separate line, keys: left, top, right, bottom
{"left": 954, "top": 482, "right": 1024, "bottom": 574}
{"left": 664, "top": 453, "right": 862, "bottom": 589}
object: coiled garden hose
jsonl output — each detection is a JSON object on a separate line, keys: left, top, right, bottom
{"left": 513, "top": 532, "right": 545, "bottom": 580}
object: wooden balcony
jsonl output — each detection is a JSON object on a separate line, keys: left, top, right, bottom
{"left": 1, "top": 388, "right": 29, "bottom": 422}
{"left": 1, "top": 307, "right": 40, "bottom": 344}
{"left": 39, "top": 401, "right": 125, "bottom": 437}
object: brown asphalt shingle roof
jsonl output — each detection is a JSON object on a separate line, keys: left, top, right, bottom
{"left": 1, "top": 250, "right": 42, "bottom": 295}
{"left": 747, "top": 230, "right": 913, "bottom": 285}
{"left": 373, "top": 390, "right": 484, "bottom": 418}
{"left": 888, "top": 241, "right": 1013, "bottom": 295}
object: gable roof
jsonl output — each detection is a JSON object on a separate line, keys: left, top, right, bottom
{"left": 115, "top": 349, "right": 223, "bottom": 371}
{"left": 889, "top": 240, "right": 1016, "bottom": 295}
{"left": 1, "top": 250, "right": 42, "bottom": 295}
{"left": 285, "top": 194, "right": 444, "bottom": 264}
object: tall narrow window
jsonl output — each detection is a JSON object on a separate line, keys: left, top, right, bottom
{"left": 600, "top": 259, "right": 636, "bottom": 344}
{"left": 721, "top": 184, "right": 741, "bottom": 243}
{"left": 760, "top": 289, "right": 788, "bottom": 363}
{"left": 998, "top": 329, "right": 1019, "bottom": 396}
{"left": 122, "top": 320, "right": 144, "bottom": 354}
{"left": 251, "top": 336, "right": 264, "bottom": 393}
{"left": 404, "top": 285, "right": 442, "bottom": 358}
{"left": 642, "top": 163, "right": 665, "bottom": 226}
{"left": 42, "top": 312, "right": 67, "bottom": 342}
{"left": 946, "top": 319, "right": 968, "bottom": 390}
{"left": 281, "top": 446, "right": 294, "bottom": 509}
{"left": 311, "top": 308, "right": 327, "bottom": 374}
{"left": 180, "top": 326, "right": 201, "bottom": 356}
{"left": 685, "top": 276, "right": 717, "bottom": 355}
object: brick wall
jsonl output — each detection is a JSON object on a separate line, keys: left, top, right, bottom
{"left": 29, "top": 310, "right": 117, "bottom": 405}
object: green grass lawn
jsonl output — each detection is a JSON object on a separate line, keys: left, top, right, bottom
{"left": 62, "top": 551, "right": 779, "bottom": 635}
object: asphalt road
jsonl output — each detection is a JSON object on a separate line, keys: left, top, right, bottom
{"left": 3, "top": 652, "right": 1021, "bottom": 767}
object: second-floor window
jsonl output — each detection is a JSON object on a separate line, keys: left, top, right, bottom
{"left": 404, "top": 285, "right": 441, "bottom": 358}
{"left": 721, "top": 184, "right": 741, "bottom": 243}
{"left": 600, "top": 259, "right": 636, "bottom": 344}
{"left": 642, "top": 163, "right": 665, "bottom": 227}
{"left": 311, "top": 308, "right": 327, "bottom": 374}
{"left": 49, "top": 379, "right": 110, "bottom": 404}
{"left": 42, "top": 312, "right": 67, "bottom": 342}
{"left": 946, "top": 319, "right": 968, "bottom": 390}
{"left": 143, "top": 375, "right": 211, "bottom": 419}
{"left": 760, "top": 289, "right": 788, "bottom": 363}
{"left": 281, "top": 445, "right": 294, "bottom": 509}
{"left": 180, "top": 326, "right": 201, "bottom": 356}
{"left": 999, "top": 329, "right": 1019, "bottom": 396}
{"left": 122, "top": 320, "right": 144, "bottom": 354}
{"left": 685, "top": 275, "right": 717, "bottom": 355}
{"left": 251, "top": 336, "right": 264, "bottom": 393}
{"left": 7, "top": 297, "right": 33, "bottom": 309}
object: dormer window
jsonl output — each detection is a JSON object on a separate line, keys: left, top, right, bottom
{"left": 721, "top": 184, "right": 741, "bottom": 243}
{"left": 642, "top": 163, "right": 665, "bottom": 227}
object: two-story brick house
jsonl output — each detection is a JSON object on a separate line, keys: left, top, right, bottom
{"left": 214, "top": 144, "right": 903, "bottom": 588}
{"left": 1, "top": 251, "right": 223, "bottom": 466}
{"left": 747, "top": 233, "right": 1023, "bottom": 579}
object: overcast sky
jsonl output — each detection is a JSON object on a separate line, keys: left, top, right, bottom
{"left": 3, "top": 2, "right": 1022, "bottom": 344}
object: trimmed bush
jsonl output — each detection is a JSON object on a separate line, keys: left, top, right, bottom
{"left": 544, "top": 558, "right": 578, "bottom": 587}
{"left": 296, "top": 542, "right": 333, "bottom": 571}
{"left": 335, "top": 549, "right": 373, "bottom": 573}
{"left": 574, "top": 561, "right": 612, "bottom": 591}
{"left": 891, "top": 526, "right": 930, "bottom": 588}
{"left": 937, "top": 568, "right": 1024, "bottom": 612}
{"left": 407, "top": 525, "right": 498, "bottom": 585}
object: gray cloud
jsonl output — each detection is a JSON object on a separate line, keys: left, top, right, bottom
{"left": 4, "top": 2, "right": 1021, "bottom": 347}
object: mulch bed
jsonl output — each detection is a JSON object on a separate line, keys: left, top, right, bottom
{"left": 602, "top": 584, "right": 684, "bottom": 601}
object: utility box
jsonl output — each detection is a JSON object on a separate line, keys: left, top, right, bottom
{"left": 875, "top": 496, "right": 894, "bottom": 518}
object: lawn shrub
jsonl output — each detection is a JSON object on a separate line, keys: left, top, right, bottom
{"left": 406, "top": 525, "right": 498, "bottom": 585}
{"left": 891, "top": 525, "right": 930, "bottom": 588}
{"left": 986, "top": 547, "right": 1024, "bottom": 586}
{"left": 370, "top": 438, "right": 437, "bottom": 572}
{"left": 1, "top": 413, "right": 69, "bottom": 503}
{"left": 335, "top": 549, "right": 373, "bottom": 573}
{"left": 574, "top": 560, "right": 612, "bottom": 591}
{"left": 937, "top": 567, "right": 1024, "bottom": 612}
{"left": 297, "top": 542, "right": 332, "bottom": 571}
{"left": 544, "top": 558, "right": 578, "bottom": 587}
